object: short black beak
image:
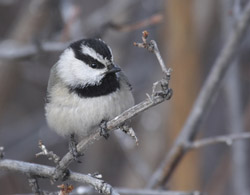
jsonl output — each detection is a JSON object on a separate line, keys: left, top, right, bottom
{"left": 105, "top": 65, "right": 121, "bottom": 74}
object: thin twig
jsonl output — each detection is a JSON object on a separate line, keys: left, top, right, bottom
{"left": 52, "top": 31, "right": 173, "bottom": 181}
{"left": 107, "top": 13, "right": 163, "bottom": 32}
{"left": 134, "top": 31, "right": 172, "bottom": 77}
{"left": 147, "top": 1, "right": 250, "bottom": 188}
{"left": 36, "top": 140, "right": 60, "bottom": 164}
{"left": 186, "top": 132, "right": 250, "bottom": 149}
{"left": 83, "top": 0, "right": 136, "bottom": 35}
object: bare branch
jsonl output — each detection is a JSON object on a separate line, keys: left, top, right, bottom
{"left": 224, "top": 1, "right": 250, "bottom": 194}
{"left": 134, "top": 31, "right": 172, "bottom": 77}
{"left": 148, "top": 1, "right": 250, "bottom": 188}
{"left": 107, "top": 13, "right": 163, "bottom": 32}
{"left": 83, "top": 0, "right": 136, "bottom": 34}
{"left": 0, "top": 159, "right": 118, "bottom": 195}
{"left": 36, "top": 140, "right": 60, "bottom": 164}
{"left": 186, "top": 132, "right": 250, "bottom": 149}
{"left": 0, "top": 158, "right": 199, "bottom": 195}
{"left": 114, "top": 188, "right": 200, "bottom": 195}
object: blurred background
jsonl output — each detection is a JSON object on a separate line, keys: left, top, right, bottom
{"left": 0, "top": 0, "right": 250, "bottom": 194}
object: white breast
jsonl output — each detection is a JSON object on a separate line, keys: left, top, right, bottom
{"left": 45, "top": 81, "right": 134, "bottom": 137}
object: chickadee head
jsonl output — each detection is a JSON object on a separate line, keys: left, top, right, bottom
{"left": 57, "top": 38, "right": 121, "bottom": 87}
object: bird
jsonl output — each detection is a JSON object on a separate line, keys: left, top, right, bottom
{"left": 45, "top": 38, "right": 134, "bottom": 157}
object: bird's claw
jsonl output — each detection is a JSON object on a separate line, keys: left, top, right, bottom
{"left": 69, "top": 134, "right": 83, "bottom": 163}
{"left": 99, "top": 120, "right": 109, "bottom": 139}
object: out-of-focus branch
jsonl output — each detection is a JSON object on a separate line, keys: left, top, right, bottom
{"left": 0, "top": 41, "right": 69, "bottom": 60}
{"left": 107, "top": 13, "right": 163, "bottom": 32}
{"left": 186, "top": 132, "right": 250, "bottom": 149}
{"left": 147, "top": 1, "right": 250, "bottom": 188}
{"left": 223, "top": 0, "right": 249, "bottom": 194}
{"left": 0, "top": 14, "right": 163, "bottom": 61}
{"left": 83, "top": 0, "right": 136, "bottom": 35}
{"left": 0, "top": 146, "right": 4, "bottom": 159}
{"left": 52, "top": 31, "right": 173, "bottom": 182}
{"left": 76, "top": 186, "right": 200, "bottom": 195}
{"left": 0, "top": 159, "right": 119, "bottom": 195}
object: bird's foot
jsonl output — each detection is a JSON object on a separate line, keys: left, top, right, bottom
{"left": 61, "top": 168, "right": 71, "bottom": 181}
{"left": 69, "top": 134, "right": 83, "bottom": 163}
{"left": 99, "top": 120, "right": 109, "bottom": 139}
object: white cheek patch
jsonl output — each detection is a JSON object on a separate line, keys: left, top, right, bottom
{"left": 57, "top": 48, "right": 105, "bottom": 86}
{"left": 81, "top": 45, "right": 111, "bottom": 65}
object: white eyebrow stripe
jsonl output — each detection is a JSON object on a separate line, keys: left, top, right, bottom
{"left": 98, "top": 39, "right": 113, "bottom": 61}
{"left": 81, "top": 45, "right": 110, "bottom": 65}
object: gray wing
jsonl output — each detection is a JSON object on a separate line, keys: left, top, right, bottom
{"left": 118, "top": 71, "right": 133, "bottom": 91}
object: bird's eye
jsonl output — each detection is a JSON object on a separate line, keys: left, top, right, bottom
{"left": 90, "top": 63, "right": 97, "bottom": 68}
{"left": 88, "top": 59, "right": 105, "bottom": 69}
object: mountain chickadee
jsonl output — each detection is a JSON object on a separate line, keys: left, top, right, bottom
{"left": 45, "top": 39, "right": 134, "bottom": 147}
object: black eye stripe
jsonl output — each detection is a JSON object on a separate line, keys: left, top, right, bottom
{"left": 86, "top": 55, "right": 105, "bottom": 69}
{"left": 74, "top": 50, "right": 105, "bottom": 69}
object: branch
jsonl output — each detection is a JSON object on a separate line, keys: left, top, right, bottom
{"left": 0, "top": 146, "right": 4, "bottom": 159}
{"left": 52, "top": 31, "right": 173, "bottom": 181}
{"left": 147, "top": 1, "right": 250, "bottom": 188}
{"left": 0, "top": 159, "right": 119, "bottom": 195}
{"left": 107, "top": 13, "right": 163, "bottom": 32}
{"left": 36, "top": 140, "right": 60, "bottom": 164}
{"left": 76, "top": 186, "right": 200, "bottom": 195}
{"left": 0, "top": 159, "right": 200, "bottom": 195}
{"left": 110, "top": 188, "right": 199, "bottom": 195}
{"left": 0, "top": 158, "right": 199, "bottom": 195}
{"left": 0, "top": 41, "right": 69, "bottom": 60}
{"left": 186, "top": 132, "right": 250, "bottom": 149}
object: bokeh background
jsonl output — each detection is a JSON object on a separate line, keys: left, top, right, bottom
{"left": 0, "top": 0, "right": 250, "bottom": 194}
